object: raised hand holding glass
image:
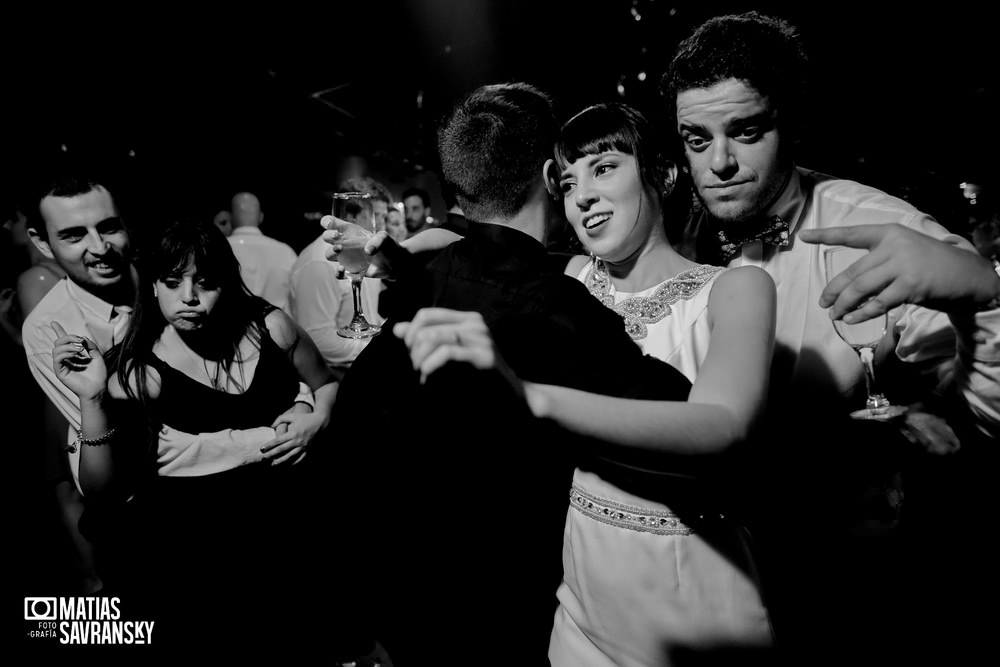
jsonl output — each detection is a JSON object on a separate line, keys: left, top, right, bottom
{"left": 333, "top": 192, "right": 381, "bottom": 339}
{"left": 823, "top": 247, "right": 906, "bottom": 420}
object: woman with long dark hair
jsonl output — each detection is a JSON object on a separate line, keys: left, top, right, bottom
{"left": 52, "top": 218, "right": 337, "bottom": 645}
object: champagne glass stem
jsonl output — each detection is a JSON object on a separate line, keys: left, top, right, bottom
{"left": 858, "top": 346, "right": 890, "bottom": 410}
{"left": 350, "top": 278, "right": 367, "bottom": 326}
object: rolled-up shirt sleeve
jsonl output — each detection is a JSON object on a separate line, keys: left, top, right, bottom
{"left": 896, "top": 213, "right": 1000, "bottom": 436}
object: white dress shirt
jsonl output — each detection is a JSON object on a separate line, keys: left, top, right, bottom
{"left": 728, "top": 167, "right": 1000, "bottom": 436}
{"left": 229, "top": 227, "right": 298, "bottom": 313}
{"left": 289, "top": 234, "right": 383, "bottom": 376}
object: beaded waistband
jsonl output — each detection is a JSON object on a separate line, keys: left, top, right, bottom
{"left": 569, "top": 484, "right": 693, "bottom": 536}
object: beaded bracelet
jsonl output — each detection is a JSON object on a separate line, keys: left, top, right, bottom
{"left": 72, "top": 427, "right": 117, "bottom": 451}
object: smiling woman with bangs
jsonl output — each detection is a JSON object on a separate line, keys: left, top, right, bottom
{"left": 390, "top": 102, "right": 780, "bottom": 664}
{"left": 532, "top": 102, "right": 779, "bottom": 664}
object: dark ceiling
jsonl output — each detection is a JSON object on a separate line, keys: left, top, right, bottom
{"left": 5, "top": 1, "right": 997, "bottom": 239}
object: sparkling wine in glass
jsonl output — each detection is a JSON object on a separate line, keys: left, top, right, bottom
{"left": 824, "top": 247, "right": 906, "bottom": 420}
{"left": 333, "top": 191, "right": 381, "bottom": 339}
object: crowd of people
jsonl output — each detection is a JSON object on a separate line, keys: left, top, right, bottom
{"left": 6, "top": 10, "right": 999, "bottom": 665}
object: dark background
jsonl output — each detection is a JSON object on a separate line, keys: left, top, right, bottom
{"left": 4, "top": 1, "right": 997, "bottom": 247}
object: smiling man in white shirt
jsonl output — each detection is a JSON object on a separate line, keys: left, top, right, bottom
{"left": 290, "top": 177, "right": 391, "bottom": 377}
{"left": 22, "top": 171, "right": 135, "bottom": 594}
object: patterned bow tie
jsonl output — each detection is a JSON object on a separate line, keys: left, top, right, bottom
{"left": 716, "top": 215, "right": 790, "bottom": 264}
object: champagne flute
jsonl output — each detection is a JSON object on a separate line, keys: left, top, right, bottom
{"left": 824, "top": 247, "right": 906, "bottom": 420}
{"left": 333, "top": 191, "right": 381, "bottom": 339}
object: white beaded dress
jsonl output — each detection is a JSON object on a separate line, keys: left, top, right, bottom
{"left": 548, "top": 258, "right": 773, "bottom": 666}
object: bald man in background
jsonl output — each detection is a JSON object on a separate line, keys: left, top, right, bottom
{"left": 228, "top": 191, "right": 297, "bottom": 313}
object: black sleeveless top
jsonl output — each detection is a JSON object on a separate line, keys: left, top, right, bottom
{"left": 146, "top": 325, "right": 300, "bottom": 434}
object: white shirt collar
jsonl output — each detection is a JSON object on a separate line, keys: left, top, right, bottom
{"left": 65, "top": 279, "right": 118, "bottom": 322}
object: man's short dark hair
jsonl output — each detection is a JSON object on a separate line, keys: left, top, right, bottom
{"left": 437, "top": 82, "right": 558, "bottom": 221}
{"left": 401, "top": 187, "right": 430, "bottom": 208}
{"left": 338, "top": 177, "right": 394, "bottom": 205}
{"left": 662, "top": 11, "right": 809, "bottom": 138}
{"left": 26, "top": 167, "right": 114, "bottom": 239}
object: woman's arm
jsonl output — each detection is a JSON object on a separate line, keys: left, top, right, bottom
{"left": 526, "top": 266, "right": 776, "bottom": 454}
{"left": 50, "top": 322, "right": 118, "bottom": 496}
{"left": 393, "top": 268, "right": 776, "bottom": 456}
{"left": 266, "top": 310, "right": 338, "bottom": 409}
{"left": 77, "top": 393, "right": 115, "bottom": 497}
{"left": 262, "top": 310, "right": 338, "bottom": 464}
{"left": 79, "top": 358, "right": 156, "bottom": 497}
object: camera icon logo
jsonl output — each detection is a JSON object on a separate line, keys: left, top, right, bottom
{"left": 24, "top": 597, "right": 57, "bottom": 621}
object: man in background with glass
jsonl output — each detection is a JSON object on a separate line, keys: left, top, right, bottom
{"left": 289, "top": 176, "right": 392, "bottom": 378}
{"left": 663, "top": 10, "right": 1000, "bottom": 662}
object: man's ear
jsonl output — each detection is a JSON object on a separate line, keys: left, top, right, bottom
{"left": 27, "top": 226, "right": 55, "bottom": 260}
{"left": 542, "top": 159, "right": 561, "bottom": 200}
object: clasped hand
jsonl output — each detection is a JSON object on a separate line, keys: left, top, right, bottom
{"left": 262, "top": 402, "right": 327, "bottom": 466}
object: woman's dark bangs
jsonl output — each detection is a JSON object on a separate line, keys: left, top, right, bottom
{"left": 556, "top": 107, "right": 639, "bottom": 169}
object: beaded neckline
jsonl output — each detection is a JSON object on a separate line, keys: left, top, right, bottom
{"left": 585, "top": 258, "right": 724, "bottom": 340}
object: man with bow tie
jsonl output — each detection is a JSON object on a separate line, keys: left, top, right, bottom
{"left": 661, "top": 10, "right": 1000, "bottom": 662}
{"left": 664, "top": 13, "right": 999, "bottom": 435}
